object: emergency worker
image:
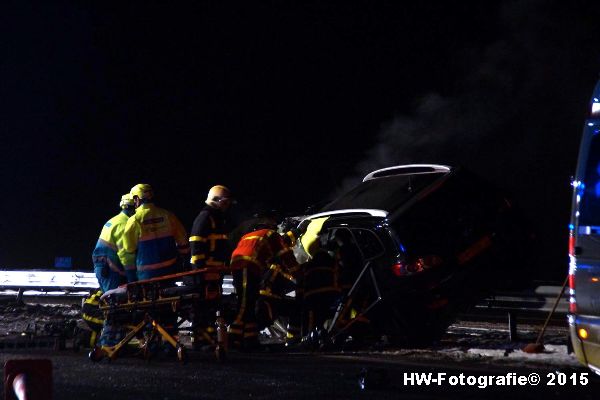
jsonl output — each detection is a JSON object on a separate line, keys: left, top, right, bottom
{"left": 92, "top": 194, "right": 136, "bottom": 292}
{"left": 302, "top": 247, "right": 341, "bottom": 333}
{"left": 189, "top": 185, "right": 233, "bottom": 269}
{"left": 303, "top": 229, "right": 366, "bottom": 338}
{"left": 119, "top": 184, "right": 190, "bottom": 281}
{"left": 81, "top": 289, "right": 104, "bottom": 348}
{"left": 229, "top": 220, "right": 298, "bottom": 350}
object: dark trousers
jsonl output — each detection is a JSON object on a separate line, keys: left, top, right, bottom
{"left": 230, "top": 266, "right": 260, "bottom": 348}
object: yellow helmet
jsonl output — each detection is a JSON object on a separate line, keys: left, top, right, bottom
{"left": 119, "top": 193, "right": 135, "bottom": 209}
{"left": 205, "top": 185, "right": 233, "bottom": 208}
{"left": 130, "top": 183, "right": 154, "bottom": 200}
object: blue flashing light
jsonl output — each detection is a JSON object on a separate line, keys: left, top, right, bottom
{"left": 569, "top": 224, "right": 575, "bottom": 230}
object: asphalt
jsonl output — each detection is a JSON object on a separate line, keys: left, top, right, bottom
{"left": 1, "top": 346, "right": 599, "bottom": 400}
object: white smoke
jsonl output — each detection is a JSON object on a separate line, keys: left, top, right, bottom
{"left": 338, "top": 0, "right": 600, "bottom": 277}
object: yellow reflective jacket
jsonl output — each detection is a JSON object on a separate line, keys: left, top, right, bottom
{"left": 300, "top": 217, "right": 330, "bottom": 257}
{"left": 120, "top": 203, "right": 190, "bottom": 281}
{"left": 92, "top": 211, "right": 130, "bottom": 278}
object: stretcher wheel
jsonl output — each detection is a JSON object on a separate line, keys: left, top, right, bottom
{"left": 176, "top": 345, "right": 186, "bottom": 363}
{"left": 88, "top": 346, "right": 104, "bottom": 362}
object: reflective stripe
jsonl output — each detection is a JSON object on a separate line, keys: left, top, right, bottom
{"left": 137, "top": 258, "right": 177, "bottom": 271}
{"left": 208, "top": 234, "right": 228, "bottom": 252}
{"left": 83, "top": 314, "right": 104, "bottom": 325}
{"left": 233, "top": 268, "right": 248, "bottom": 326}
{"left": 268, "top": 264, "right": 295, "bottom": 282}
{"left": 242, "top": 235, "right": 263, "bottom": 241}
{"left": 285, "top": 231, "right": 296, "bottom": 246}
{"left": 191, "top": 254, "right": 206, "bottom": 263}
{"left": 106, "top": 258, "right": 126, "bottom": 276}
{"left": 259, "top": 289, "right": 282, "bottom": 299}
{"left": 189, "top": 236, "right": 207, "bottom": 242}
{"left": 124, "top": 264, "right": 137, "bottom": 271}
{"left": 206, "top": 259, "right": 226, "bottom": 267}
{"left": 98, "top": 238, "right": 117, "bottom": 250}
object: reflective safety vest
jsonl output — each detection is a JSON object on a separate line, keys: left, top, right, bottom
{"left": 230, "top": 229, "right": 297, "bottom": 275}
{"left": 121, "top": 203, "right": 190, "bottom": 281}
{"left": 92, "top": 211, "right": 130, "bottom": 278}
{"left": 189, "top": 206, "right": 230, "bottom": 269}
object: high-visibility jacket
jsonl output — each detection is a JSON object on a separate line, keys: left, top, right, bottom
{"left": 189, "top": 205, "right": 230, "bottom": 269}
{"left": 120, "top": 203, "right": 190, "bottom": 281}
{"left": 92, "top": 211, "right": 133, "bottom": 281}
{"left": 230, "top": 229, "right": 298, "bottom": 276}
{"left": 300, "top": 217, "right": 329, "bottom": 257}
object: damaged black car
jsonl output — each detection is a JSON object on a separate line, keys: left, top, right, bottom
{"left": 281, "top": 164, "right": 530, "bottom": 346}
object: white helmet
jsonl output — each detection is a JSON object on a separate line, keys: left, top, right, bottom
{"left": 205, "top": 185, "right": 233, "bottom": 210}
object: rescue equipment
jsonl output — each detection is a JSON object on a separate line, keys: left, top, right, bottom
{"left": 89, "top": 268, "right": 229, "bottom": 363}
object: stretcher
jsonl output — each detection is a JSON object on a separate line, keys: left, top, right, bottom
{"left": 88, "top": 268, "right": 230, "bottom": 363}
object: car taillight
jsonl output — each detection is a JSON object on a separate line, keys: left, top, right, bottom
{"left": 391, "top": 256, "right": 443, "bottom": 277}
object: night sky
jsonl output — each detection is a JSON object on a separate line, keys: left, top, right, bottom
{"left": 3, "top": 1, "right": 600, "bottom": 280}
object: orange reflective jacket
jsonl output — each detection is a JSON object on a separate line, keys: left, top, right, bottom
{"left": 230, "top": 229, "right": 297, "bottom": 275}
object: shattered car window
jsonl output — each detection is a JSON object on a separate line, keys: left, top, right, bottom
{"left": 352, "top": 229, "right": 385, "bottom": 260}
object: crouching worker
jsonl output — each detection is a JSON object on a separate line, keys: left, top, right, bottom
{"left": 229, "top": 218, "right": 298, "bottom": 350}
{"left": 81, "top": 289, "right": 105, "bottom": 348}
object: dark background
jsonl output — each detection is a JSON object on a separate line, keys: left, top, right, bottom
{"left": 2, "top": 1, "right": 600, "bottom": 280}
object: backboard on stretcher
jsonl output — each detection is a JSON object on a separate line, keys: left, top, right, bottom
{"left": 89, "top": 268, "right": 231, "bottom": 363}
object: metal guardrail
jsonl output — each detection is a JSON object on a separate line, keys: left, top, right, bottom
{"left": 473, "top": 285, "right": 568, "bottom": 314}
{"left": 0, "top": 270, "right": 98, "bottom": 291}
{"left": 0, "top": 270, "right": 566, "bottom": 322}
{"left": 0, "top": 270, "right": 235, "bottom": 298}
{"left": 458, "top": 284, "right": 568, "bottom": 337}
